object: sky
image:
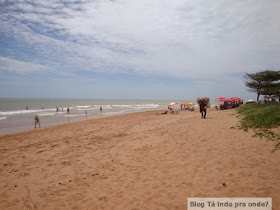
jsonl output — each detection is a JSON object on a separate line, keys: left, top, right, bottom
{"left": 0, "top": 0, "right": 280, "bottom": 101}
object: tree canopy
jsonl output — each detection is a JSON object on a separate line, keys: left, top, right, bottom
{"left": 244, "top": 70, "right": 280, "bottom": 101}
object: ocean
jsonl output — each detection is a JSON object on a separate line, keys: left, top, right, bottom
{"left": 0, "top": 98, "right": 200, "bottom": 135}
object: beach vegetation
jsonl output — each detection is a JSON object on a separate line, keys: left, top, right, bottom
{"left": 233, "top": 103, "right": 280, "bottom": 150}
{"left": 244, "top": 70, "right": 280, "bottom": 101}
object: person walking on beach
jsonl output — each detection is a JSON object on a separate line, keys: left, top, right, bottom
{"left": 199, "top": 102, "right": 207, "bottom": 119}
{"left": 100, "top": 106, "right": 102, "bottom": 115}
{"left": 67, "top": 107, "right": 70, "bottom": 114}
{"left": 35, "top": 115, "right": 40, "bottom": 128}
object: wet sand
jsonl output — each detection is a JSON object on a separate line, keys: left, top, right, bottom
{"left": 0, "top": 108, "right": 279, "bottom": 209}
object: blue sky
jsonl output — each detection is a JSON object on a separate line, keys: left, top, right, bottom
{"left": 1, "top": 0, "right": 280, "bottom": 101}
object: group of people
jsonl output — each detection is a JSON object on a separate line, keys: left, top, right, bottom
{"left": 219, "top": 101, "right": 243, "bottom": 110}
{"left": 55, "top": 107, "right": 69, "bottom": 112}
{"left": 263, "top": 98, "right": 278, "bottom": 104}
{"left": 34, "top": 106, "right": 103, "bottom": 129}
{"left": 164, "top": 100, "right": 208, "bottom": 119}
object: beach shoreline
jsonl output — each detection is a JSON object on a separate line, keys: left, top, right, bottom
{"left": 0, "top": 108, "right": 279, "bottom": 209}
{"left": 0, "top": 109, "right": 166, "bottom": 138}
{"left": 0, "top": 98, "right": 222, "bottom": 136}
{"left": 0, "top": 98, "right": 172, "bottom": 136}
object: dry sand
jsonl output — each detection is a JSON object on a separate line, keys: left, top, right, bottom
{"left": 0, "top": 108, "right": 279, "bottom": 210}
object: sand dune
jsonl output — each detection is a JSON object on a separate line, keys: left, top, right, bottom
{"left": 0, "top": 108, "right": 279, "bottom": 210}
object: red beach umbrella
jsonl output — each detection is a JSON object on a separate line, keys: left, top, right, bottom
{"left": 230, "top": 97, "right": 243, "bottom": 102}
{"left": 215, "top": 97, "right": 230, "bottom": 102}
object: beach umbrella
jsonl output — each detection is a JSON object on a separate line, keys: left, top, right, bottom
{"left": 168, "top": 102, "right": 178, "bottom": 106}
{"left": 168, "top": 102, "right": 178, "bottom": 108}
{"left": 188, "top": 102, "right": 195, "bottom": 106}
{"left": 215, "top": 97, "right": 230, "bottom": 102}
{"left": 230, "top": 97, "right": 243, "bottom": 102}
{"left": 181, "top": 102, "right": 195, "bottom": 109}
{"left": 182, "top": 102, "right": 195, "bottom": 106}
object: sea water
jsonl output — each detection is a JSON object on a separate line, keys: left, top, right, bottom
{"left": 0, "top": 98, "right": 193, "bottom": 135}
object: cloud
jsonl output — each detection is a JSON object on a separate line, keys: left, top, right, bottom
{"left": 0, "top": 0, "right": 279, "bottom": 99}
{"left": 0, "top": 57, "right": 51, "bottom": 73}
{"left": 1, "top": 1, "right": 280, "bottom": 76}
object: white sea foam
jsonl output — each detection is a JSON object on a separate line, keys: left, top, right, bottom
{"left": 112, "top": 105, "right": 132, "bottom": 107}
{"left": 0, "top": 108, "right": 57, "bottom": 116}
{"left": 134, "top": 104, "right": 161, "bottom": 109}
{"left": 0, "top": 117, "right": 7, "bottom": 120}
{"left": 0, "top": 110, "right": 39, "bottom": 116}
{"left": 135, "top": 104, "right": 160, "bottom": 107}
{"left": 93, "top": 105, "right": 112, "bottom": 108}
{"left": 76, "top": 105, "right": 91, "bottom": 108}
{"left": 77, "top": 107, "right": 98, "bottom": 111}
{"left": 61, "top": 106, "right": 75, "bottom": 110}
{"left": 101, "top": 106, "right": 112, "bottom": 110}
{"left": 37, "top": 113, "right": 56, "bottom": 116}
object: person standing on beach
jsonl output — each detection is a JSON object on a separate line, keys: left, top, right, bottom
{"left": 199, "top": 102, "right": 207, "bottom": 119}
{"left": 67, "top": 107, "right": 70, "bottom": 114}
{"left": 35, "top": 115, "right": 40, "bottom": 128}
{"left": 100, "top": 106, "right": 102, "bottom": 115}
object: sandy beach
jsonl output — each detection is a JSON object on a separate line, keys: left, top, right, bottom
{"left": 0, "top": 108, "right": 279, "bottom": 210}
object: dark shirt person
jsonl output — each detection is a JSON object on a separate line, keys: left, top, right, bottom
{"left": 35, "top": 115, "right": 40, "bottom": 128}
{"left": 199, "top": 102, "right": 207, "bottom": 119}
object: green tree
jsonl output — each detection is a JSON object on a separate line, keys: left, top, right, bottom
{"left": 244, "top": 70, "right": 280, "bottom": 101}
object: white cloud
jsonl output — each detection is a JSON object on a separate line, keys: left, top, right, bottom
{"left": 0, "top": 57, "right": 51, "bottom": 73}
{"left": 1, "top": 0, "right": 280, "bottom": 79}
